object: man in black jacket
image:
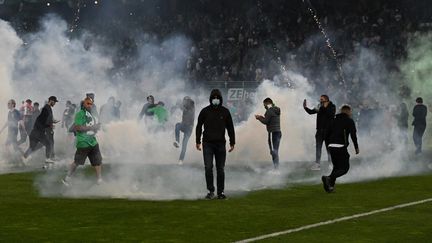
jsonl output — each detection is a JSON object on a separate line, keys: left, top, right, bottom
{"left": 196, "top": 89, "right": 235, "bottom": 199}
{"left": 23, "top": 96, "right": 59, "bottom": 164}
{"left": 255, "top": 97, "right": 282, "bottom": 170}
{"left": 174, "top": 96, "right": 195, "bottom": 165}
{"left": 322, "top": 105, "right": 359, "bottom": 193}
{"left": 303, "top": 95, "right": 336, "bottom": 170}
{"left": 412, "top": 97, "right": 427, "bottom": 155}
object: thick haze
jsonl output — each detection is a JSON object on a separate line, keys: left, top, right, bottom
{"left": 0, "top": 9, "right": 430, "bottom": 199}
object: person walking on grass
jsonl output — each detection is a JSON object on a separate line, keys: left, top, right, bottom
{"left": 412, "top": 97, "right": 427, "bottom": 155}
{"left": 62, "top": 97, "right": 103, "bottom": 186}
{"left": 196, "top": 89, "right": 235, "bottom": 200}
{"left": 0, "top": 99, "right": 24, "bottom": 156}
{"left": 255, "top": 97, "right": 282, "bottom": 171}
{"left": 322, "top": 105, "right": 359, "bottom": 193}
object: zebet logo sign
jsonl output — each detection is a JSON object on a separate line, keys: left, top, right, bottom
{"left": 227, "top": 88, "right": 257, "bottom": 101}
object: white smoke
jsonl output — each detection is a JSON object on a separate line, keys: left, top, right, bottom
{"left": 0, "top": 15, "right": 429, "bottom": 200}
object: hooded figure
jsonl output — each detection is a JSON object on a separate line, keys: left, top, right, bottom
{"left": 196, "top": 89, "right": 235, "bottom": 200}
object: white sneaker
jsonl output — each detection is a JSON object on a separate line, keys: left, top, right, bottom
{"left": 173, "top": 142, "right": 179, "bottom": 148}
{"left": 268, "top": 169, "right": 280, "bottom": 175}
{"left": 62, "top": 176, "right": 71, "bottom": 187}
{"left": 97, "top": 178, "right": 104, "bottom": 185}
{"left": 310, "top": 163, "right": 321, "bottom": 171}
{"left": 178, "top": 160, "right": 183, "bottom": 165}
{"left": 21, "top": 155, "right": 32, "bottom": 165}
{"left": 45, "top": 158, "right": 56, "bottom": 163}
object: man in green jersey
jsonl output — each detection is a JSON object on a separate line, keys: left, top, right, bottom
{"left": 62, "top": 97, "right": 102, "bottom": 186}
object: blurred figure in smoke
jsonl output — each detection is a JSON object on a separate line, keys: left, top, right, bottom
{"left": 23, "top": 96, "right": 59, "bottom": 165}
{"left": 255, "top": 97, "right": 282, "bottom": 170}
{"left": 17, "top": 99, "right": 33, "bottom": 145}
{"left": 61, "top": 100, "right": 75, "bottom": 131}
{"left": 173, "top": 96, "right": 195, "bottom": 165}
{"left": 397, "top": 102, "right": 409, "bottom": 145}
{"left": 31, "top": 102, "right": 40, "bottom": 130}
{"left": 62, "top": 97, "right": 103, "bottom": 186}
{"left": 138, "top": 95, "right": 156, "bottom": 122}
{"left": 86, "top": 92, "right": 99, "bottom": 119}
{"left": 148, "top": 101, "right": 168, "bottom": 131}
{"left": 322, "top": 105, "right": 359, "bottom": 193}
{"left": 303, "top": 95, "right": 336, "bottom": 171}
{"left": 114, "top": 100, "right": 122, "bottom": 121}
{"left": 99, "top": 96, "right": 116, "bottom": 124}
{"left": 412, "top": 97, "right": 427, "bottom": 155}
{"left": 196, "top": 89, "right": 235, "bottom": 200}
{"left": 0, "top": 99, "right": 23, "bottom": 155}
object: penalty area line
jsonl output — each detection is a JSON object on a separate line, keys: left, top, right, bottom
{"left": 234, "top": 197, "right": 432, "bottom": 243}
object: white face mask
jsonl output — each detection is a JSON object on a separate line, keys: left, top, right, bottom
{"left": 266, "top": 104, "right": 272, "bottom": 109}
{"left": 212, "top": 98, "right": 220, "bottom": 106}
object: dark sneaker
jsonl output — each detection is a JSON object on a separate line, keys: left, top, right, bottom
{"left": 321, "top": 176, "right": 331, "bottom": 193}
{"left": 173, "top": 142, "right": 179, "bottom": 148}
{"left": 205, "top": 192, "right": 215, "bottom": 200}
{"left": 217, "top": 193, "right": 227, "bottom": 200}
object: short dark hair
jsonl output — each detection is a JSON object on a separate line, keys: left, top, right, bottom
{"left": 25, "top": 99, "right": 32, "bottom": 103}
{"left": 416, "top": 97, "right": 423, "bottom": 103}
{"left": 340, "top": 104, "right": 352, "bottom": 113}
{"left": 321, "top": 95, "right": 329, "bottom": 101}
{"left": 263, "top": 97, "right": 273, "bottom": 104}
{"left": 34, "top": 102, "right": 39, "bottom": 106}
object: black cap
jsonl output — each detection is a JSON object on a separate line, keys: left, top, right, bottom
{"left": 48, "top": 96, "right": 59, "bottom": 102}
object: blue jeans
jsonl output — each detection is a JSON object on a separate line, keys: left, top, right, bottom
{"left": 268, "top": 131, "right": 282, "bottom": 168}
{"left": 175, "top": 123, "right": 192, "bottom": 161}
{"left": 203, "top": 142, "right": 226, "bottom": 195}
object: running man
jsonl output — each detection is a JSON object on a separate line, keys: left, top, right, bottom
{"left": 62, "top": 97, "right": 103, "bottom": 186}
{"left": 173, "top": 96, "right": 195, "bottom": 165}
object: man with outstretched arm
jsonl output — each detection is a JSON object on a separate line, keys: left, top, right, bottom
{"left": 303, "top": 95, "right": 336, "bottom": 170}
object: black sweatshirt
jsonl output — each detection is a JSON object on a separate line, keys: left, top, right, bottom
{"left": 326, "top": 113, "right": 359, "bottom": 150}
{"left": 304, "top": 102, "right": 336, "bottom": 130}
{"left": 196, "top": 91, "right": 235, "bottom": 146}
{"left": 412, "top": 104, "right": 427, "bottom": 127}
{"left": 33, "top": 104, "right": 53, "bottom": 132}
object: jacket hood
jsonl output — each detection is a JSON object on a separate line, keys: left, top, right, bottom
{"left": 209, "top": 89, "right": 223, "bottom": 106}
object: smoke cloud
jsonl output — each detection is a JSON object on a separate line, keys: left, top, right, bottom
{"left": 0, "top": 14, "right": 430, "bottom": 200}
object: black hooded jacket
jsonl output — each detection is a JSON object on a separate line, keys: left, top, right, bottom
{"left": 326, "top": 113, "right": 359, "bottom": 150}
{"left": 196, "top": 89, "right": 235, "bottom": 145}
{"left": 304, "top": 102, "right": 336, "bottom": 130}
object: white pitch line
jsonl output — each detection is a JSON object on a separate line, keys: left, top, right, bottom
{"left": 235, "top": 197, "right": 432, "bottom": 243}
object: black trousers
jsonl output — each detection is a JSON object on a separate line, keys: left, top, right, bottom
{"left": 328, "top": 147, "right": 350, "bottom": 186}
{"left": 24, "top": 130, "right": 52, "bottom": 159}
{"left": 413, "top": 125, "right": 426, "bottom": 154}
{"left": 203, "top": 142, "right": 226, "bottom": 195}
{"left": 268, "top": 131, "right": 282, "bottom": 168}
{"left": 315, "top": 129, "right": 330, "bottom": 163}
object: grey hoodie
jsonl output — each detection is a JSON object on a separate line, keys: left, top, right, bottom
{"left": 258, "top": 106, "right": 281, "bottom": 132}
